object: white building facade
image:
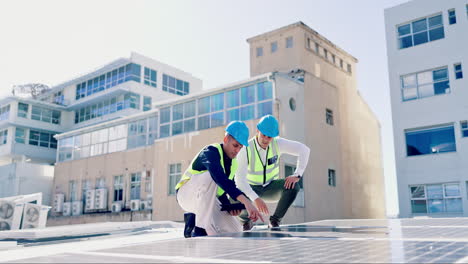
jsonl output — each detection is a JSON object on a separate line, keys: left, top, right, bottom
{"left": 385, "top": 0, "right": 468, "bottom": 217}
{"left": 0, "top": 52, "right": 202, "bottom": 205}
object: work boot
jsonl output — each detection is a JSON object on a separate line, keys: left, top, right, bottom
{"left": 183, "top": 213, "right": 196, "bottom": 238}
{"left": 243, "top": 220, "right": 254, "bottom": 231}
{"left": 192, "top": 226, "right": 208, "bottom": 237}
{"left": 268, "top": 218, "right": 280, "bottom": 229}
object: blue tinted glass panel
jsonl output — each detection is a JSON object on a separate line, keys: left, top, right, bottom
{"left": 173, "top": 104, "right": 183, "bottom": 121}
{"left": 257, "top": 82, "right": 273, "bottom": 101}
{"left": 445, "top": 184, "right": 460, "bottom": 197}
{"left": 456, "top": 72, "right": 463, "bottom": 79}
{"left": 226, "top": 109, "right": 239, "bottom": 124}
{"left": 433, "top": 69, "right": 448, "bottom": 80}
{"left": 241, "top": 85, "right": 255, "bottom": 105}
{"left": 413, "top": 32, "right": 428, "bottom": 46}
{"left": 411, "top": 200, "right": 427, "bottom": 213}
{"left": 160, "top": 107, "right": 171, "bottom": 123}
{"left": 428, "top": 15, "right": 442, "bottom": 27}
{"left": 429, "top": 27, "right": 444, "bottom": 41}
{"left": 257, "top": 101, "right": 272, "bottom": 118}
{"left": 210, "top": 112, "right": 224, "bottom": 128}
{"left": 184, "top": 101, "right": 196, "bottom": 118}
{"left": 427, "top": 185, "right": 443, "bottom": 199}
{"left": 445, "top": 198, "right": 462, "bottom": 212}
{"left": 412, "top": 19, "right": 427, "bottom": 33}
{"left": 434, "top": 81, "right": 449, "bottom": 95}
{"left": 428, "top": 199, "right": 444, "bottom": 213}
{"left": 455, "top": 64, "right": 462, "bottom": 71}
{"left": 398, "top": 24, "right": 411, "bottom": 36}
{"left": 184, "top": 119, "right": 195, "bottom": 132}
{"left": 198, "top": 97, "right": 210, "bottom": 115}
{"left": 172, "top": 121, "right": 183, "bottom": 135}
{"left": 399, "top": 36, "right": 413, "bottom": 49}
{"left": 160, "top": 125, "right": 170, "bottom": 138}
{"left": 198, "top": 115, "right": 210, "bottom": 130}
{"left": 226, "top": 89, "right": 240, "bottom": 108}
{"left": 240, "top": 105, "right": 255, "bottom": 121}
{"left": 211, "top": 93, "right": 224, "bottom": 112}
{"left": 406, "top": 126, "right": 456, "bottom": 156}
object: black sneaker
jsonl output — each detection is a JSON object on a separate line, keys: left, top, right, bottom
{"left": 243, "top": 220, "right": 254, "bottom": 231}
{"left": 268, "top": 219, "right": 280, "bottom": 229}
{"left": 183, "top": 213, "right": 196, "bottom": 238}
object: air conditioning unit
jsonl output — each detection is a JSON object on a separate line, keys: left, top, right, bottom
{"left": 71, "top": 201, "right": 82, "bottom": 216}
{"left": 21, "top": 203, "right": 50, "bottom": 229}
{"left": 53, "top": 194, "right": 64, "bottom": 213}
{"left": 140, "top": 201, "right": 150, "bottom": 211}
{"left": 84, "top": 190, "right": 95, "bottom": 212}
{"left": 111, "top": 202, "right": 122, "bottom": 213}
{"left": 94, "top": 189, "right": 108, "bottom": 210}
{"left": 62, "top": 202, "right": 71, "bottom": 216}
{"left": 130, "top": 200, "right": 140, "bottom": 211}
{"left": 0, "top": 201, "right": 24, "bottom": 231}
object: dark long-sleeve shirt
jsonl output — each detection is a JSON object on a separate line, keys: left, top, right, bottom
{"left": 192, "top": 144, "right": 243, "bottom": 201}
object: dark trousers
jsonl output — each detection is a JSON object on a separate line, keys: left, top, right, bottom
{"left": 239, "top": 179, "right": 300, "bottom": 223}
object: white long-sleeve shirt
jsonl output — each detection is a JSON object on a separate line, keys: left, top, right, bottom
{"left": 235, "top": 137, "right": 310, "bottom": 201}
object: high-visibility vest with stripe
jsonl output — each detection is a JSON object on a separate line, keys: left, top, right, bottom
{"left": 175, "top": 143, "right": 238, "bottom": 197}
{"left": 246, "top": 137, "right": 281, "bottom": 186}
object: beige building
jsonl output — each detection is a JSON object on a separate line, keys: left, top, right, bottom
{"left": 51, "top": 22, "right": 385, "bottom": 226}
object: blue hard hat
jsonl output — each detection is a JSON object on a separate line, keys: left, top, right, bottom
{"left": 257, "top": 115, "right": 279, "bottom": 138}
{"left": 225, "top": 121, "right": 249, "bottom": 146}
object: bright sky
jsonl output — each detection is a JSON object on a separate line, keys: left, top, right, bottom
{"left": 0, "top": 0, "right": 410, "bottom": 216}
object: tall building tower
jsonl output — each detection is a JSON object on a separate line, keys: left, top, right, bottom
{"left": 247, "top": 22, "right": 386, "bottom": 219}
{"left": 385, "top": 0, "right": 468, "bottom": 217}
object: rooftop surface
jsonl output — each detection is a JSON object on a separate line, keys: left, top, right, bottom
{"left": 2, "top": 218, "right": 468, "bottom": 263}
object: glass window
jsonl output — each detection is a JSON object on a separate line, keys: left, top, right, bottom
{"left": 241, "top": 85, "right": 255, "bottom": 105}
{"left": 256, "top": 47, "right": 263, "bottom": 57}
{"left": 226, "top": 89, "right": 240, "bottom": 108}
{"left": 398, "top": 14, "right": 444, "bottom": 49}
{"left": 198, "top": 97, "right": 210, "bottom": 115}
{"left": 168, "top": 163, "right": 182, "bottom": 195}
{"left": 113, "top": 175, "right": 124, "bottom": 202}
{"left": 160, "top": 125, "right": 170, "bottom": 138}
{"left": 411, "top": 200, "right": 427, "bottom": 213}
{"left": 18, "top": 103, "right": 28, "bottom": 118}
{"left": 444, "top": 184, "right": 460, "bottom": 197}
{"left": 0, "top": 129, "right": 7, "bottom": 145}
{"left": 454, "top": 64, "right": 463, "bottom": 79}
{"left": 257, "top": 82, "right": 273, "bottom": 101}
{"left": 0, "top": 105, "right": 10, "bottom": 121}
{"left": 315, "top": 43, "right": 320, "bottom": 53}
{"left": 160, "top": 107, "right": 171, "bottom": 124}
{"left": 15, "top": 127, "right": 25, "bottom": 144}
{"left": 172, "top": 121, "right": 183, "bottom": 135}
{"left": 257, "top": 101, "right": 272, "bottom": 118}
{"left": 401, "top": 67, "right": 450, "bottom": 101}
{"left": 286, "top": 36, "right": 293, "bottom": 48}
{"left": 226, "top": 108, "right": 239, "bottom": 124}
{"left": 326, "top": 109, "right": 334, "bottom": 125}
{"left": 184, "top": 118, "right": 195, "bottom": 133}
{"left": 410, "top": 183, "right": 462, "bottom": 214}
{"left": 460, "top": 121, "right": 468, "bottom": 137}
{"left": 198, "top": 115, "right": 210, "bottom": 130}
{"left": 448, "top": 9, "right": 456, "bottom": 25}
{"left": 143, "top": 96, "right": 152, "bottom": 111}
{"left": 410, "top": 186, "right": 425, "bottom": 198}
{"left": 130, "top": 172, "right": 141, "bottom": 200}
{"left": 240, "top": 105, "right": 254, "bottom": 121}
{"left": 144, "top": 67, "right": 157, "bottom": 87}
{"left": 271, "top": 41, "right": 278, "bottom": 53}
{"left": 406, "top": 125, "right": 456, "bottom": 156}
{"left": 173, "top": 104, "right": 184, "bottom": 121}
{"left": 181, "top": 101, "right": 194, "bottom": 119}
{"left": 162, "top": 74, "right": 189, "bottom": 96}
{"left": 328, "top": 169, "right": 336, "bottom": 187}
{"left": 210, "top": 112, "right": 224, "bottom": 128}
{"left": 211, "top": 93, "right": 224, "bottom": 112}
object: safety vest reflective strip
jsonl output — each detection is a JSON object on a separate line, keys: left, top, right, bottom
{"left": 175, "top": 143, "right": 238, "bottom": 197}
{"left": 246, "top": 137, "right": 280, "bottom": 185}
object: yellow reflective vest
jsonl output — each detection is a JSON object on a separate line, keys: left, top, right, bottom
{"left": 175, "top": 143, "right": 238, "bottom": 197}
{"left": 246, "top": 137, "right": 280, "bottom": 186}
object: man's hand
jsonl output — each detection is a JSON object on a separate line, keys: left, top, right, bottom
{"left": 284, "top": 175, "right": 300, "bottom": 189}
{"left": 237, "top": 194, "right": 264, "bottom": 223}
{"left": 254, "top": 198, "right": 269, "bottom": 215}
{"left": 229, "top": 210, "right": 241, "bottom": 216}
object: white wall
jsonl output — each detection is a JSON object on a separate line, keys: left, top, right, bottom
{"left": 385, "top": 0, "right": 468, "bottom": 217}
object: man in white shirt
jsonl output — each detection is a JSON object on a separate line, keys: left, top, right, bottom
{"left": 235, "top": 115, "right": 310, "bottom": 230}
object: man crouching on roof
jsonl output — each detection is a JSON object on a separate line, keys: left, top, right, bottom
{"left": 175, "top": 121, "right": 263, "bottom": 236}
